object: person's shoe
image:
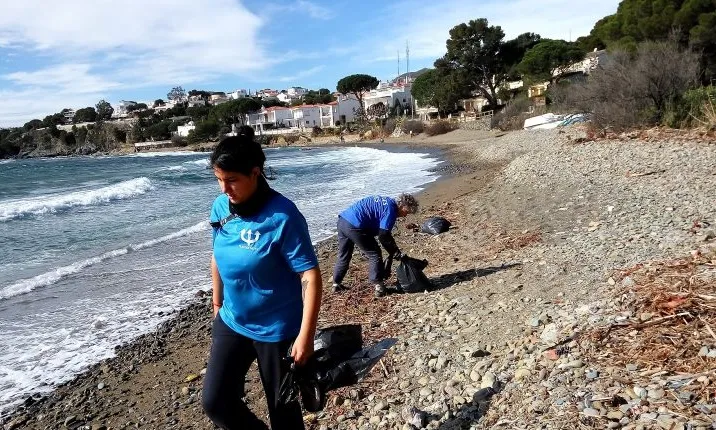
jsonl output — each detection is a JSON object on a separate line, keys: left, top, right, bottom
{"left": 374, "top": 283, "right": 387, "bottom": 298}
{"left": 331, "top": 283, "right": 348, "bottom": 293}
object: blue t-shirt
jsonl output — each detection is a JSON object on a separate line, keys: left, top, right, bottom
{"left": 211, "top": 193, "right": 318, "bottom": 342}
{"left": 340, "top": 196, "right": 398, "bottom": 234}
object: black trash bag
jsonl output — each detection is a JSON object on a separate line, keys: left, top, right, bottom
{"left": 396, "top": 256, "right": 434, "bottom": 293}
{"left": 278, "top": 357, "right": 325, "bottom": 412}
{"left": 319, "top": 337, "right": 398, "bottom": 391}
{"left": 279, "top": 327, "right": 398, "bottom": 411}
{"left": 420, "top": 216, "right": 451, "bottom": 235}
{"left": 313, "top": 324, "right": 363, "bottom": 367}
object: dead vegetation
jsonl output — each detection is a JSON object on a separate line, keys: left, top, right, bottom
{"left": 587, "top": 251, "right": 716, "bottom": 374}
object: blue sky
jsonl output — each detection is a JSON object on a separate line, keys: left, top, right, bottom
{"left": 0, "top": 0, "right": 621, "bottom": 127}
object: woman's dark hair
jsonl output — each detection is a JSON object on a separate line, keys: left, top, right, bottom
{"left": 210, "top": 126, "right": 265, "bottom": 175}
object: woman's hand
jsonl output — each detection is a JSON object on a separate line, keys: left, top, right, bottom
{"left": 212, "top": 303, "right": 221, "bottom": 318}
{"left": 291, "top": 332, "right": 314, "bottom": 366}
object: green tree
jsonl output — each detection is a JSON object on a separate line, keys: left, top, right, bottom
{"left": 145, "top": 121, "right": 171, "bottom": 140}
{"left": 95, "top": 100, "right": 114, "bottom": 121}
{"left": 167, "top": 86, "right": 187, "bottom": 104}
{"left": 188, "top": 89, "right": 211, "bottom": 99}
{"left": 126, "top": 103, "right": 148, "bottom": 113}
{"left": 303, "top": 89, "right": 334, "bottom": 105}
{"left": 260, "top": 98, "right": 286, "bottom": 108}
{"left": 366, "top": 102, "right": 387, "bottom": 119}
{"left": 336, "top": 74, "right": 379, "bottom": 112}
{"left": 587, "top": 0, "right": 716, "bottom": 77}
{"left": 75, "top": 126, "right": 88, "bottom": 144}
{"left": 73, "top": 107, "right": 97, "bottom": 123}
{"left": 41, "top": 113, "right": 65, "bottom": 128}
{"left": 210, "top": 98, "right": 261, "bottom": 126}
{"left": 518, "top": 40, "right": 586, "bottom": 83}
{"left": 129, "top": 121, "right": 144, "bottom": 144}
{"left": 442, "top": 18, "right": 506, "bottom": 108}
{"left": 188, "top": 119, "right": 221, "bottom": 143}
{"left": 412, "top": 68, "right": 470, "bottom": 116}
{"left": 501, "top": 32, "right": 543, "bottom": 79}
{"left": 23, "top": 119, "right": 42, "bottom": 131}
{"left": 187, "top": 105, "right": 212, "bottom": 121}
{"left": 153, "top": 99, "right": 165, "bottom": 107}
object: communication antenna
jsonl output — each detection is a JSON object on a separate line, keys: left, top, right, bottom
{"left": 406, "top": 41, "right": 410, "bottom": 83}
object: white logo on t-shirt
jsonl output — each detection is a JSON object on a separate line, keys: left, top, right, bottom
{"left": 240, "top": 229, "right": 261, "bottom": 248}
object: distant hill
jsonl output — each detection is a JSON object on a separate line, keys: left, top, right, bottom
{"left": 392, "top": 68, "right": 430, "bottom": 84}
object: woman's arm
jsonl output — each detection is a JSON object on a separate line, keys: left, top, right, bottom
{"left": 291, "top": 266, "right": 323, "bottom": 365}
{"left": 211, "top": 255, "right": 223, "bottom": 317}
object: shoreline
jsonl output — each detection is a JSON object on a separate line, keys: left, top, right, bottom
{"left": 11, "top": 126, "right": 710, "bottom": 429}
{"left": 0, "top": 136, "right": 471, "bottom": 428}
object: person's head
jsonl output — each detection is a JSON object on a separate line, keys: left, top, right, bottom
{"left": 396, "top": 193, "right": 419, "bottom": 217}
{"left": 210, "top": 126, "right": 265, "bottom": 204}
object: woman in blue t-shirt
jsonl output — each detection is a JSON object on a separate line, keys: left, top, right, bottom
{"left": 202, "top": 127, "right": 323, "bottom": 430}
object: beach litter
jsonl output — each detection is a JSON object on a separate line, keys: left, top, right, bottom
{"left": 279, "top": 324, "right": 397, "bottom": 412}
{"left": 420, "top": 216, "right": 452, "bottom": 235}
{"left": 523, "top": 113, "right": 589, "bottom": 130}
{"left": 396, "top": 256, "right": 434, "bottom": 293}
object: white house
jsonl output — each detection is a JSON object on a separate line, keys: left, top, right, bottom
{"left": 209, "top": 93, "right": 228, "bottom": 105}
{"left": 334, "top": 94, "right": 361, "bottom": 125}
{"left": 114, "top": 100, "right": 137, "bottom": 117}
{"left": 363, "top": 83, "right": 412, "bottom": 114}
{"left": 290, "top": 105, "right": 323, "bottom": 128}
{"left": 176, "top": 121, "right": 196, "bottom": 137}
{"left": 153, "top": 101, "right": 176, "bottom": 113}
{"left": 277, "top": 92, "right": 298, "bottom": 105}
{"left": 63, "top": 109, "right": 76, "bottom": 123}
{"left": 558, "top": 49, "right": 608, "bottom": 77}
{"left": 287, "top": 87, "right": 308, "bottom": 97}
{"left": 228, "top": 89, "right": 248, "bottom": 99}
{"left": 247, "top": 96, "right": 362, "bottom": 133}
{"left": 258, "top": 89, "right": 279, "bottom": 99}
{"left": 248, "top": 106, "right": 295, "bottom": 130}
{"left": 188, "top": 95, "right": 207, "bottom": 107}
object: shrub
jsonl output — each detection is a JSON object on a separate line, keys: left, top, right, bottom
{"left": 664, "top": 85, "right": 716, "bottom": 128}
{"left": 256, "top": 135, "right": 277, "bottom": 146}
{"left": 171, "top": 134, "right": 188, "bottom": 147}
{"left": 383, "top": 118, "right": 397, "bottom": 135}
{"left": 556, "top": 39, "right": 700, "bottom": 131}
{"left": 490, "top": 96, "right": 532, "bottom": 131}
{"left": 284, "top": 134, "right": 300, "bottom": 144}
{"left": 311, "top": 126, "right": 323, "bottom": 137}
{"left": 424, "top": 120, "right": 457, "bottom": 136}
{"left": 401, "top": 120, "right": 424, "bottom": 135}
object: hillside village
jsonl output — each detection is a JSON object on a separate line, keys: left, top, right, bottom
{"left": 2, "top": 0, "right": 716, "bottom": 159}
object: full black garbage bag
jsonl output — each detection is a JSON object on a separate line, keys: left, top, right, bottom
{"left": 279, "top": 326, "right": 397, "bottom": 411}
{"left": 319, "top": 337, "right": 398, "bottom": 391}
{"left": 420, "top": 216, "right": 451, "bottom": 235}
{"left": 313, "top": 324, "right": 363, "bottom": 367}
{"left": 396, "top": 256, "right": 434, "bottom": 293}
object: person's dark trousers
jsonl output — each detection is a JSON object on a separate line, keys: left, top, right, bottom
{"left": 202, "top": 315, "right": 304, "bottom": 430}
{"left": 332, "top": 216, "right": 384, "bottom": 285}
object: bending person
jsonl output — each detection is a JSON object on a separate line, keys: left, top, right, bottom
{"left": 332, "top": 194, "right": 418, "bottom": 297}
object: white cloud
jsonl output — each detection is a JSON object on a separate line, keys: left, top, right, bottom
{"left": 278, "top": 65, "right": 325, "bottom": 82}
{"left": 262, "top": 1, "right": 334, "bottom": 20}
{"left": 4, "top": 64, "right": 121, "bottom": 93}
{"left": 0, "top": 0, "right": 267, "bottom": 126}
{"left": 359, "top": 0, "right": 622, "bottom": 63}
{"left": 0, "top": 87, "right": 107, "bottom": 127}
{"left": 295, "top": 0, "right": 334, "bottom": 20}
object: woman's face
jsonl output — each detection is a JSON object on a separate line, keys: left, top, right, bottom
{"left": 214, "top": 166, "right": 260, "bottom": 204}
